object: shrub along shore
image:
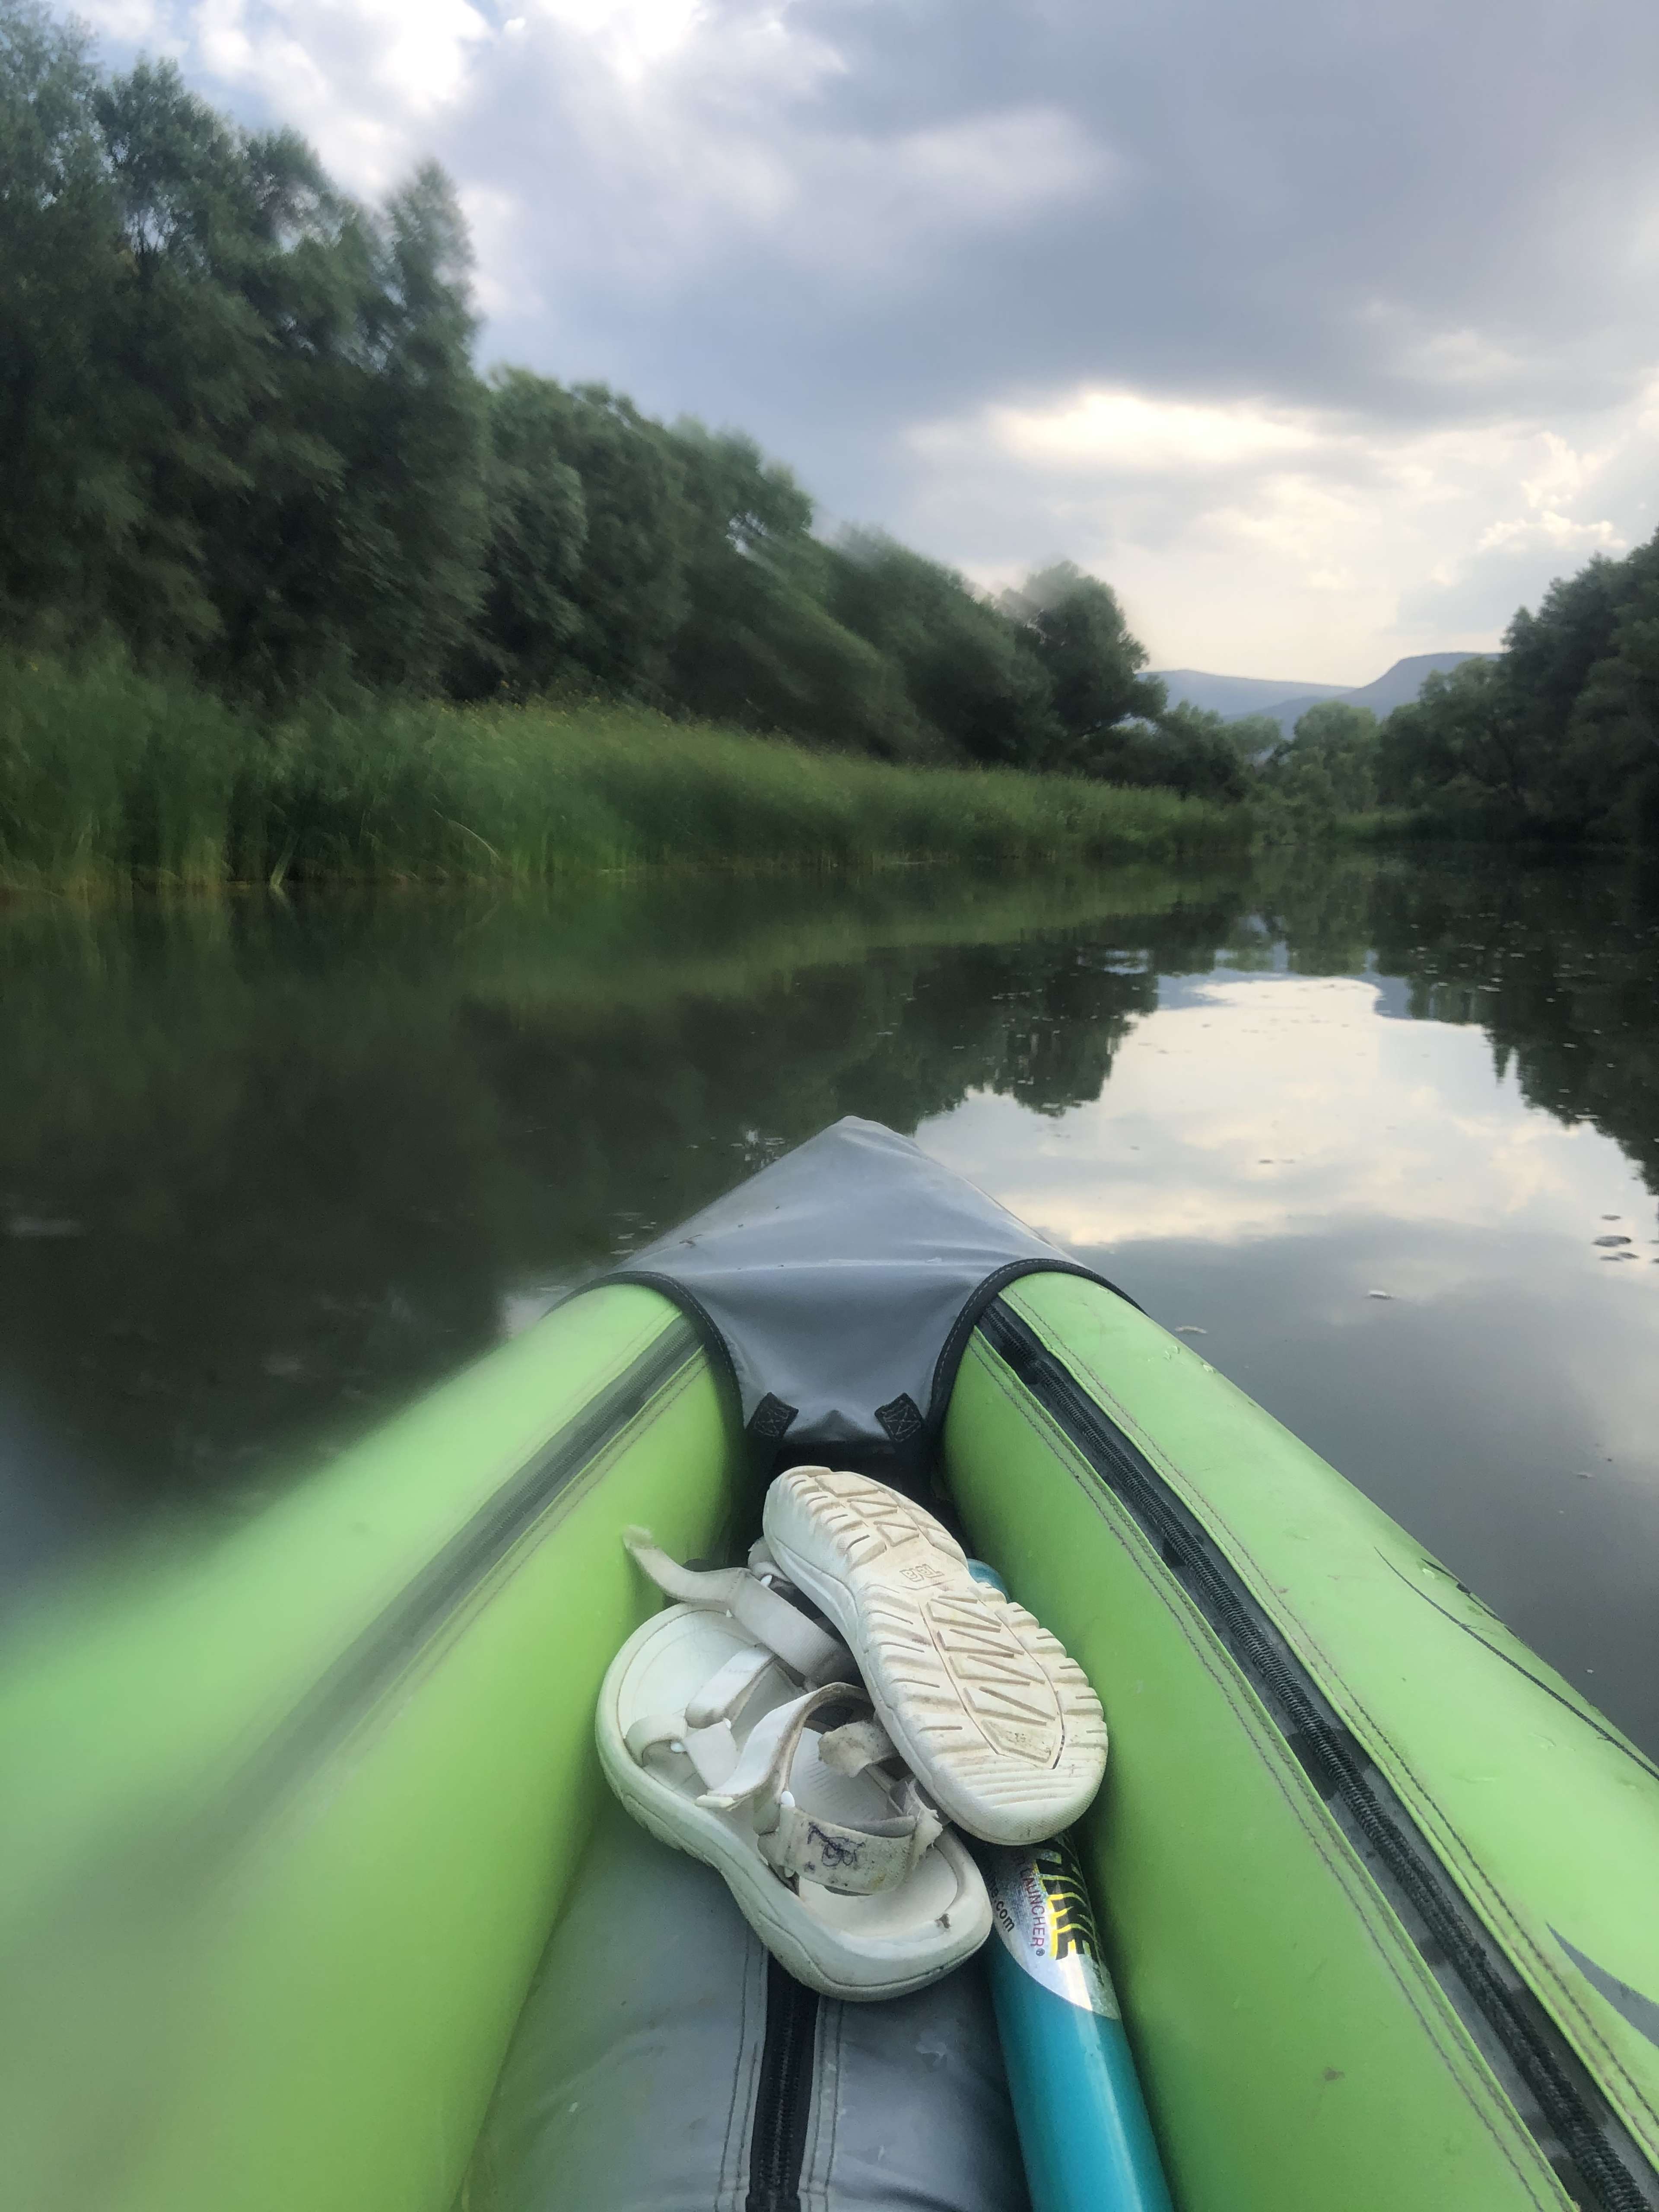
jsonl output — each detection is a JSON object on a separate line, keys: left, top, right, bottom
{"left": 0, "top": 655, "right": 1248, "bottom": 895}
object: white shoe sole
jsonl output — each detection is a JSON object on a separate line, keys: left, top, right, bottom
{"left": 596, "top": 1603, "right": 991, "bottom": 2000}
{"left": 763, "top": 1468, "right": 1108, "bottom": 1847}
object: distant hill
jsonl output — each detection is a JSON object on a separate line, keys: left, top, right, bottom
{"left": 1252, "top": 652, "right": 1488, "bottom": 735}
{"left": 1157, "top": 652, "right": 1488, "bottom": 735}
{"left": 1151, "top": 669, "right": 1347, "bottom": 720}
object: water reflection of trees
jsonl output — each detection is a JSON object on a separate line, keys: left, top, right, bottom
{"left": 0, "top": 872, "right": 1239, "bottom": 1534}
{"left": 8, "top": 850, "right": 1650, "bottom": 1560}
{"left": 1364, "top": 856, "right": 1659, "bottom": 1203}
{"left": 1248, "top": 848, "right": 1659, "bottom": 1210}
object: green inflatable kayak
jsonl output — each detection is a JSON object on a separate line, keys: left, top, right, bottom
{"left": 1, "top": 1120, "right": 1655, "bottom": 2212}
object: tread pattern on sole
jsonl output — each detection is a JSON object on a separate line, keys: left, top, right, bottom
{"left": 766, "top": 1469, "right": 1107, "bottom": 1841}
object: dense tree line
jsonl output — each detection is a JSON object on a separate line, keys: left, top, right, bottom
{"left": 1236, "top": 523, "right": 1659, "bottom": 846}
{"left": 0, "top": 2, "right": 1220, "bottom": 784}
{"left": 1376, "top": 536, "right": 1659, "bottom": 840}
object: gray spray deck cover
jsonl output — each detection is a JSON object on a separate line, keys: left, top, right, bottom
{"left": 608, "top": 1117, "right": 1119, "bottom": 1480}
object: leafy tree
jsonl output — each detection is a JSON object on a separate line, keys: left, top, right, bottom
{"left": 1371, "top": 528, "right": 1659, "bottom": 843}
{"left": 0, "top": 6, "right": 117, "bottom": 635}
{"left": 1227, "top": 713, "right": 1284, "bottom": 760}
{"left": 207, "top": 152, "right": 488, "bottom": 700}
{"left": 340, "top": 161, "right": 486, "bottom": 692}
{"left": 1260, "top": 700, "right": 1379, "bottom": 830}
{"left": 0, "top": 8, "right": 487, "bottom": 699}
{"left": 662, "top": 426, "right": 915, "bottom": 752}
{"left": 1504, "top": 556, "right": 1630, "bottom": 745}
{"left": 1552, "top": 541, "right": 1659, "bottom": 838}
{"left": 1377, "top": 658, "right": 1541, "bottom": 826}
{"left": 1085, "top": 702, "right": 1255, "bottom": 803}
{"left": 830, "top": 534, "right": 1061, "bottom": 767}
{"left": 457, "top": 369, "right": 587, "bottom": 697}
{"left": 1001, "top": 562, "right": 1165, "bottom": 766}
{"left": 522, "top": 383, "right": 691, "bottom": 697}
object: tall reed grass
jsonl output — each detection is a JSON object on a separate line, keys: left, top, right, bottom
{"left": 0, "top": 652, "right": 1250, "bottom": 893}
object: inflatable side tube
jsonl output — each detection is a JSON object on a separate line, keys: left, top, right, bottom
{"left": 944, "top": 1270, "right": 1659, "bottom": 2212}
{"left": 0, "top": 1284, "right": 741, "bottom": 2212}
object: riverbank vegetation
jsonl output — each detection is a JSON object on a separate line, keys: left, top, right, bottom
{"left": 0, "top": 652, "right": 1246, "bottom": 892}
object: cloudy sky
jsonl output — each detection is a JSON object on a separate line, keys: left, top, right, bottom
{"left": 76, "top": 0, "right": 1659, "bottom": 682}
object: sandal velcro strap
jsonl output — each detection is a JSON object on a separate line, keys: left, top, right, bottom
{"left": 623, "top": 1530, "right": 850, "bottom": 1682}
{"left": 758, "top": 1799, "right": 942, "bottom": 1896}
{"left": 729, "top": 1576, "right": 849, "bottom": 1682}
{"left": 685, "top": 1646, "right": 777, "bottom": 1729}
{"left": 623, "top": 1711, "right": 686, "bottom": 1764}
{"left": 698, "top": 1683, "right": 943, "bottom": 1897}
{"left": 624, "top": 1709, "right": 741, "bottom": 1792}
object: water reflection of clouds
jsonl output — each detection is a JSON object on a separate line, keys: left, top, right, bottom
{"left": 919, "top": 969, "right": 1659, "bottom": 1751}
{"left": 922, "top": 975, "right": 1653, "bottom": 1260}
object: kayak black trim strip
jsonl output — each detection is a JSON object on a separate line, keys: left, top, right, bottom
{"left": 745, "top": 1957, "right": 819, "bottom": 2212}
{"left": 225, "top": 1314, "right": 703, "bottom": 1831}
{"left": 925, "top": 1258, "right": 1139, "bottom": 1458}
{"left": 976, "top": 1297, "right": 1656, "bottom": 2212}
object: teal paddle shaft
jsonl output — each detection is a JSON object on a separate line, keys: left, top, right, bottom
{"left": 968, "top": 1561, "right": 1174, "bottom": 2212}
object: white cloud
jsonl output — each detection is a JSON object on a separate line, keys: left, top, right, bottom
{"left": 982, "top": 388, "right": 1318, "bottom": 474}
{"left": 165, "top": 0, "right": 495, "bottom": 190}
{"left": 900, "top": 373, "right": 1659, "bottom": 680}
{"left": 73, "top": 0, "right": 172, "bottom": 38}
{"left": 530, "top": 0, "right": 706, "bottom": 81}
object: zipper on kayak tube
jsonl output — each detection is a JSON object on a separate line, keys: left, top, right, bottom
{"left": 747, "top": 1956, "right": 820, "bottom": 2212}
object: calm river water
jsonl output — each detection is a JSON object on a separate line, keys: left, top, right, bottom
{"left": 3, "top": 849, "right": 1656, "bottom": 1754}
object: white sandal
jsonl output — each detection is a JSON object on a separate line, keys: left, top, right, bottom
{"left": 597, "top": 1556, "right": 990, "bottom": 1999}
{"left": 762, "top": 1468, "right": 1108, "bottom": 1846}
{"left": 620, "top": 1528, "right": 853, "bottom": 1684}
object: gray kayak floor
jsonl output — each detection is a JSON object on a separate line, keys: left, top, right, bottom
{"left": 466, "top": 1795, "right": 1029, "bottom": 2212}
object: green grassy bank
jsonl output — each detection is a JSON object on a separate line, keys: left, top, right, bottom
{"left": 0, "top": 654, "right": 1247, "bottom": 894}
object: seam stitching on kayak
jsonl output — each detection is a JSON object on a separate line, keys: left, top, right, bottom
{"left": 923, "top": 1256, "right": 1139, "bottom": 1449}
{"left": 969, "top": 1341, "right": 1561, "bottom": 2212}
{"left": 1009, "top": 1298, "right": 1659, "bottom": 2153}
{"left": 811, "top": 1994, "right": 844, "bottom": 2209}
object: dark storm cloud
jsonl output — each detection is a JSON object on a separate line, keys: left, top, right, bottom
{"left": 467, "top": 0, "right": 1659, "bottom": 426}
